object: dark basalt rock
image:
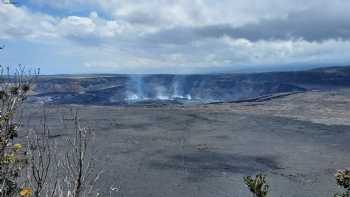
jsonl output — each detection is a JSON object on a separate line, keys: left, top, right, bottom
{"left": 30, "top": 66, "right": 350, "bottom": 105}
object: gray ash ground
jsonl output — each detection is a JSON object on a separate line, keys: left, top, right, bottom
{"left": 22, "top": 89, "right": 350, "bottom": 197}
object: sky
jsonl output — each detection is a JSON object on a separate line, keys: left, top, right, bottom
{"left": 1, "top": 0, "right": 350, "bottom": 74}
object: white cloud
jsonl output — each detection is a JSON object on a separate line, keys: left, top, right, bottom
{"left": 64, "top": 36, "right": 350, "bottom": 73}
{"left": 1, "top": 0, "right": 350, "bottom": 73}
{"left": 219, "top": 37, "right": 350, "bottom": 66}
{"left": 0, "top": 4, "right": 57, "bottom": 39}
{"left": 59, "top": 15, "right": 96, "bottom": 35}
{"left": 25, "top": 0, "right": 303, "bottom": 33}
{"left": 1, "top": 5, "right": 135, "bottom": 38}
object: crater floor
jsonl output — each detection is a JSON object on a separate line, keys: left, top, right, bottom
{"left": 23, "top": 89, "right": 350, "bottom": 197}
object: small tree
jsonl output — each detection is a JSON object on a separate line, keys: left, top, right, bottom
{"left": 53, "top": 111, "right": 101, "bottom": 197}
{"left": 1, "top": 47, "right": 101, "bottom": 197}
{"left": 26, "top": 108, "right": 59, "bottom": 197}
{"left": 26, "top": 111, "right": 102, "bottom": 197}
{"left": 243, "top": 174, "right": 269, "bottom": 197}
{"left": 0, "top": 65, "right": 37, "bottom": 197}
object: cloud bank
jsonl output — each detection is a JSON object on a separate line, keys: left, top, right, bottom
{"left": 0, "top": 0, "right": 350, "bottom": 74}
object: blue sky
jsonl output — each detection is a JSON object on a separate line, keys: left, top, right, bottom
{"left": 1, "top": 0, "right": 350, "bottom": 74}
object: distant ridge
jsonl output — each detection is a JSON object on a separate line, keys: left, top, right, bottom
{"left": 30, "top": 65, "right": 350, "bottom": 105}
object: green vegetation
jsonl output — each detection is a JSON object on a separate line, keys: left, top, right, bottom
{"left": 334, "top": 169, "right": 350, "bottom": 197}
{"left": 243, "top": 174, "right": 269, "bottom": 197}
{"left": 0, "top": 66, "right": 34, "bottom": 197}
{"left": 0, "top": 67, "right": 100, "bottom": 196}
{"left": 0, "top": 44, "right": 100, "bottom": 196}
{"left": 243, "top": 170, "right": 350, "bottom": 197}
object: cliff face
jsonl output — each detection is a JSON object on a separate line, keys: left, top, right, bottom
{"left": 31, "top": 66, "right": 350, "bottom": 105}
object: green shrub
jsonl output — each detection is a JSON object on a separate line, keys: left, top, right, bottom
{"left": 334, "top": 169, "right": 350, "bottom": 197}
{"left": 243, "top": 174, "right": 269, "bottom": 197}
{"left": 0, "top": 66, "right": 35, "bottom": 197}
